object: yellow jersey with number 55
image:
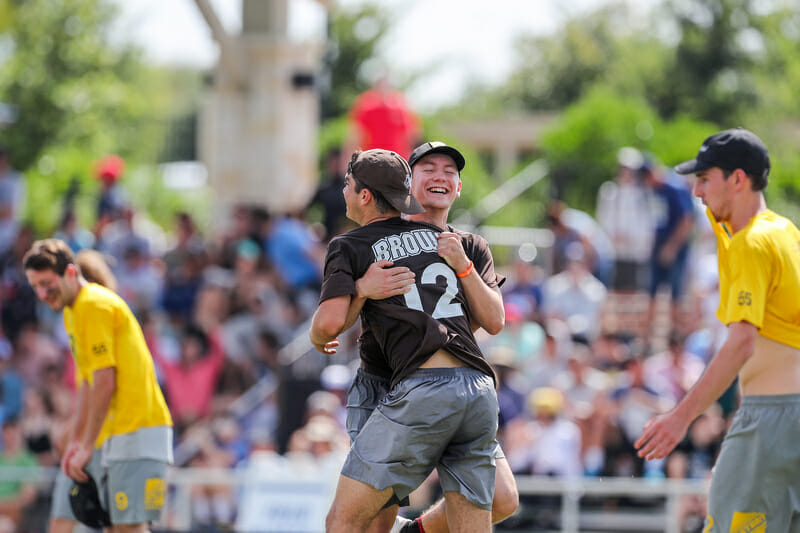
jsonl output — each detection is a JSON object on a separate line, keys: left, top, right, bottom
{"left": 708, "top": 208, "right": 800, "bottom": 349}
{"left": 63, "top": 283, "right": 172, "bottom": 443}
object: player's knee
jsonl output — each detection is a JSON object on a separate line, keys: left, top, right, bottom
{"left": 325, "top": 505, "right": 340, "bottom": 533}
{"left": 326, "top": 502, "right": 358, "bottom": 533}
{"left": 491, "top": 475, "right": 519, "bottom": 522}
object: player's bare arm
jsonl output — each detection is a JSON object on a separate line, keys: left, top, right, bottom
{"left": 318, "top": 260, "right": 416, "bottom": 355}
{"left": 310, "top": 294, "right": 352, "bottom": 353}
{"left": 356, "top": 260, "right": 415, "bottom": 300}
{"left": 635, "top": 320, "right": 756, "bottom": 460}
{"left": 437, "top": 231, "right": 504, "bottom": 334}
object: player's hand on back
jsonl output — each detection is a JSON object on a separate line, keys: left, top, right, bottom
{"left": 356, "top": 260, "right": 415, "bottom": 299}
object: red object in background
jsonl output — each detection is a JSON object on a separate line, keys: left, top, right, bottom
{"left": 349, "top": 84, "right": 420, "bottom": 159}
{"left": 94, "top": 155, "right": 125, "bottom": 185}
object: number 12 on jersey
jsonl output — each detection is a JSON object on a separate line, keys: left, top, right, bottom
{"left": 402, "top": 263, "right": 464, "bottom": 319}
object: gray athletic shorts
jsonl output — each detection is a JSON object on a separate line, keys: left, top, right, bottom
{"left": 347, "top": 369, "right": 506, "bottom": 460}
{"left": 705, "top": 394, "right": 800, "bottom": 532}
{"left": 50, "top": 450, "right": 104, "bottom": 520}
{"left": 105, "top": 459, "right": 168, "bottom": 525}
{"left": 343, "top": 367, "right": 499, "bottom": 510}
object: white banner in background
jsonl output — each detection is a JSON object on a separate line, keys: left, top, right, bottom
{"left": 236, "top": 451, "right": 345, "bottom": 532}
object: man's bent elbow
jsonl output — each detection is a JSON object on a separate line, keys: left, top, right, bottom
{"left": 483, "top": 314, "right": 505, "bottom": 336}
{"left": 312, "top": 317, "right": 345, "bottom": 342}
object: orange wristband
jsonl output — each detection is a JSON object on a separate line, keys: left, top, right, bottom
{"left": 456, "top": 260, "right": 474, "bottom": 278}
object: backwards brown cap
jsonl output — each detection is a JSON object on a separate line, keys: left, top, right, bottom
{"left": 349, "top": 149, "right": 424, "bottom": 215}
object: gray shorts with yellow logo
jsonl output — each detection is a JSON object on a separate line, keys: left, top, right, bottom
{"left": 705, "top": 394, "right": 800, "bottom": 532}
{"left": 343, "top": 367, "right": 499, "bottom": 510}
{"left": 105, "top": 459, "right": 168, "bottom": 525}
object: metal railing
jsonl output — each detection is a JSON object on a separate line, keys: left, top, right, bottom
{"left": 5, "top": 465, "right": 709, "bottom": 532}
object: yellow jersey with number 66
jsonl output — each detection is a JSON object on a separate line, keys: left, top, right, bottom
{"left": 63, "top": 283, "right": 172, "bottom": 443}
{"left": 708, "top": 208, "right": 800, "bottom": 349}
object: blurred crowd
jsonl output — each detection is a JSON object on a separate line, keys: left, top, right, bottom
{"left": 0, "top": 142, "right": 729, "bottom": 531}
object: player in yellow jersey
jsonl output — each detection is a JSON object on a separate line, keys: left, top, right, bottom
{"left": 24, "top": 239, "right": 173, "bottom": 533}
{"left": 49, "top": 249, "right": 120, "bottom": 533}
{"left": 635, "top": 128, "right": 800, "bottom": 531}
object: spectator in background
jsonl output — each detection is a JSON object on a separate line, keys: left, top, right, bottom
{"left": 559, "top": 203, "right": 615, "bottom": 287}
{"left": 99, "top": 205, "right": 151, "bottom": 265}
{"left": 346, "top": 76, "right": 421, "bottom": 159}
{"left": 162, "top": 212, "right": 207, "bottom": 323}
{"left": 152, "top": 323, "right": 225, "bottom": 435}
{"left": 308, "top": 147, "right": 351, "bottom": 241}
{"left": 114, "top": 241, "right": 164, "bottom": 317}
{"left": 265, "top": 210, "right": 323, "bottom": 316}
{"left": 0, "top": 340, "right": 23, "bottom": 424}
{"left": 542, "top": 242, "right": 607, "bottom": 342}
{"left": 526, "top": 328, "right": 569, "bottom": 390}
{"left": 551, "top": 343, "right": 612, "bottom": 476}
{"left": 487, "top": 346, "right": 527, "bottom": 431}
{"left": 53, "top": 210, "right": 95, "bottom": 253}
{"left": 0, "top": 145, "right": 25, "bottom": 259}
{"left": 19, "top": 388, "right": 56, "bottom": 467}
{"left": 0, "top": 418, "right": 37, "bottom": 532}
{"left": 644, "top": 330, "right": 706, "bottom": 405}
{"left": 607, "top": 350, "right": 671, "bottom": 478}
{"left": 596, "top": 147, "right": 654, "bottom": 293}
{"left": 640, "top": 156, "right": 694, "bottom": 333}
{"left": 213, "top": 203, "right": 259, "bottom": 270}
{"left": 182, "top": 423, "right": 239, "bottom": 529}
{"left": 482, "top": 301, "right": 545, "bottom": 383}
{"left": 503, "top": 387, "right": 581, "bottom": 530}
{"left": 0, "top": 226, "right": 38, "bottom": 344}
{"left": 545, "top": 200, "right": 597, "bottom": 276}
{"left": 502, "top": 255, "right": 544, "bottom": 323}
{"left": 93, "top": 154, "right": 128, "bottom": 221}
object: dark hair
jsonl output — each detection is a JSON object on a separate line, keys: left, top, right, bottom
{"left": 23, "top": 239, "right": 75, "bottom": 276}
{"left": 721, "top": 168, "right": 768, "bottom": 192}
{"left": 347, "top": 150, "right": 393, "bottom": 214}
{"left": 183, "top": 324, "right": 210, "bottom": 354}
{"left": 668, "top": 329, "right": 686, "bottom": 349}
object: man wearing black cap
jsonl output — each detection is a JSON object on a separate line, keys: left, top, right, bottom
{"left": 635, "top": 128, "right": 800, "bottom": 531}
{"left": 327, "top": 142, "right": 517, "bottom": 533}
{"left": 311, "top": 148, "right": 499, "bottom": 533}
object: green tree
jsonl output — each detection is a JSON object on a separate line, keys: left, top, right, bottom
{"left": 540, "top": 87, "right": 715, "bottom": 213}
{"left": 320, "top": 2, "right": 390, "bottom": 121}
{"left": 661, "top": 0, "right": 760, "bottom": 123}
{"left": 0, "top": 0, "right": 174, "bottom": 233}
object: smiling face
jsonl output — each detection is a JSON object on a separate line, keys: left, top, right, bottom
{"left": 410, "top": 153, "right": 461, "bottom": 211}
{"left": 693, "top": 167, "right": 734, "bottom": 222}
{"left": 25, "top": 267, "right": 75, "bottom": 311}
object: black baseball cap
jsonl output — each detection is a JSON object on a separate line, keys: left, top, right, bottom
{"left": 349, "top": 149, "right": 424, "bottom": 215}
{"left": 674, "top": 128, "right": 770, "bottom": 180}
{"left": 69, "top": 476, "right": 111, "bottom": 529}
{"left": 408, "top": 141, "right": 466, "bottom": 172}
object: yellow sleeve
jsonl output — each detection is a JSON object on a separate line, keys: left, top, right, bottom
{"left": 718, "top": 236, "right": 773, "bottom": 328}
{"left": 79, "top": 301, "right": 117, "bottom": 372}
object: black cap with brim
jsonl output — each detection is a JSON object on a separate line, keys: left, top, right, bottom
{"left": 351, "top": 149, "right": 425, "bottom": 215}
{"left": 409, "top": 141, "right": 466, "bottom": 171}
{"left": 674, "top": 158, "right": 715, "bottom": 175}
{"left": 674, "top": 128, "right": 770, "bottom": 179}
{"left": 69, "top": 477, "right": 111, "bottom": 529}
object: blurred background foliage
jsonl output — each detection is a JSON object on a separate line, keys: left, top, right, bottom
{"left": 1, "top": 0, "right": 800, "bottom": 235}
